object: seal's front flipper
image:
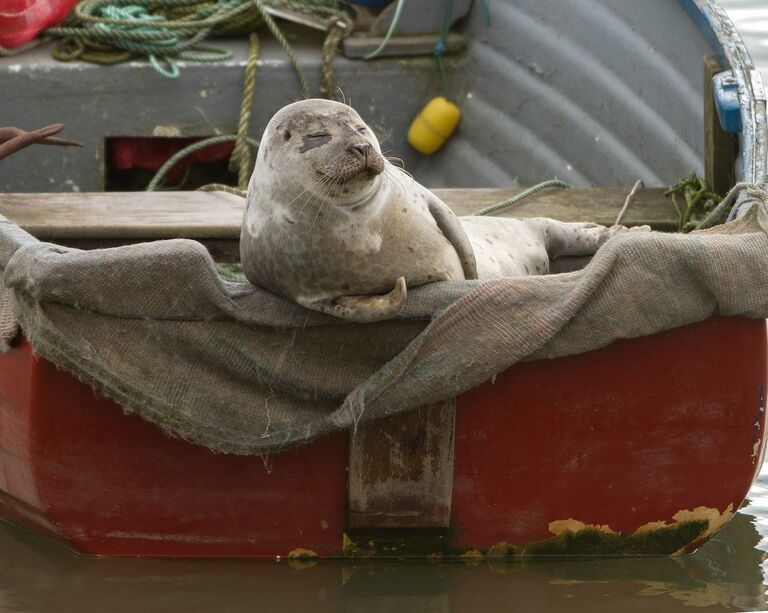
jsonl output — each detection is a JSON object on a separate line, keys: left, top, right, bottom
{"left": 427, "top": 197, "right": 478, "bottom": 280}
{"left": 302, "top": 277, "right": 407, "bottom": 323}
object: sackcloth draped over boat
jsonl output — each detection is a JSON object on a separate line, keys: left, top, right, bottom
{"left": 1, "top": 190, "right": 768, "bottom": 455}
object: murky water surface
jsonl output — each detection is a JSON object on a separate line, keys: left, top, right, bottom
{"left": 0, "top": 465, "right": 766, "bottom": 612}
{"left": 1, "top": 2, "right": 767, "bottom": 612}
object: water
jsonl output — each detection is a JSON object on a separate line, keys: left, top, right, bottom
{"left": 1, "top": 2, "right": 768, "bottom": 612}
{"left": 0, "top": 467, "right": 766, "bottom": 612}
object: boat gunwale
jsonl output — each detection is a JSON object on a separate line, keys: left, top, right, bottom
{"left": 683, "top": 0, "right": 767, "bottom": 184}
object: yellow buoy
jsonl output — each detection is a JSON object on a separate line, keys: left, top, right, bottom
{"left": 407, "top": 96, "right": 461, "bottom": 155}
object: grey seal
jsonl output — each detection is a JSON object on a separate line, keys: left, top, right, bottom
{"left": 241, "top": 99, "right": 640, "bottom": 322}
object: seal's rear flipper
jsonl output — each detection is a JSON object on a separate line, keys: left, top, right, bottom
{"left": 302, "top": 277, "right": 407, "bottom": 323}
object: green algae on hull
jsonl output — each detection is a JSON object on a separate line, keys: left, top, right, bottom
{"left": 341, "top": 520, "right": 711, "bottom": 558}
{"left": 521, "top": 520, "right": 710, "bottom": 557}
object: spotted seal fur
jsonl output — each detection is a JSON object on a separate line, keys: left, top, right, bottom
{"left": 240, "top": 99, "right": 642, "bottom": 322}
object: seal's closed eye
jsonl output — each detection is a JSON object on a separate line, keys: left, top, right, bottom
{"left": 308, "top": 132, "right": 331, "bottom": 139}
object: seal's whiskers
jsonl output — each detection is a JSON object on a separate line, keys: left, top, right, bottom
{"left": 308, "top": 176, "right": 341, "bottom": 232}
{"left": 283, "top": 174, "right": 328, "bottom": 211}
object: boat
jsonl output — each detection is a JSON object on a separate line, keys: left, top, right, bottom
{"left": 0, "top": 0, "right": 766, "bottom": 558}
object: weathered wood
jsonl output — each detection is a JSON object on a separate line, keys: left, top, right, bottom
{"left": 343, "top": 32, "right": 466, "bottom": 59}
{"left": 434, "top": 187, "right": 676, "bottom": 229}
{"left": 0, "top": 191, "right": 244, "bottom": 240}
{"left": 0, "top": 186, "right": 676, "bottom": 241}
{"left": 348, "top": 400, "right": 455, "bottom": 529}
{"left": 704, "top": 55, "right": 737, "bottom": 196}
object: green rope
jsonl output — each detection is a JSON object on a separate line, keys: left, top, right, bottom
{"left": 146, "top": 134, "right": 259, "bottom": 191}
{"left": 252, "top": 0, "right": 310, "bottom": 97}
{"left": 473, "top": 180, "right": 571, "bottom": 216}
{"left": 44, "top": 0, "right": 349, "bottom": 81}
{"left": 229, "top": 32, "right": 260, "bottom": 189}
{"left": 434, "top": 0, "right": 453, "bottom": 93}
{"left": 363, "top": 0, "right": 405, "bottom": 60}
{"left": 0, "top": 39, "right": 47, "bottom": 56}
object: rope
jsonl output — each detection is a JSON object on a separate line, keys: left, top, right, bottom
{"left": 320, "top": 16, "right": 348, "bottom": 98}
{"left": 0, "top": 38, "right": 47, "bottom": 56}
{"left": 146, "top": 134, "right": 259, "bottom": 191}
{"left": 473, "top": 180, "right": 571, "bottom": 216}
{"left": 614, "top": 179, "right": 644, "bottom": 226}
{"left": 252, "top": 0, "right": 310, "bottom": 97}
{"left": 434, "top": 0, "right": 453, "bottom": 93}
{"left": 198, "top": 183, "right": 247, "bottom": 197}
{"left": 44, "top": 0, "right": 349, "bottom": 82}
{"left": 363, "top": 0, "right": 405, "bottom": 60}
{"left": 229, "top": 32, "right": 260, "bottom": 189}
{"left": 696, "top": 181, "right": 758, "bottom": 230}
{"left": 48, "top": 1, "right": 250, "bottom": 76}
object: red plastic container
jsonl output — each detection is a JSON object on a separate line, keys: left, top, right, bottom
{"left": 0, "top": 0, "right": 77, "bottom": 48}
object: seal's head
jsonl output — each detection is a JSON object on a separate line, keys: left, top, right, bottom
{"left": 257, "top": 99, "right": 386, "bottom": 208}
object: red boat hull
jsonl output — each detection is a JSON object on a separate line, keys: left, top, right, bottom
{"left": 0, "top": 315, "right": 764, "bottom": 557}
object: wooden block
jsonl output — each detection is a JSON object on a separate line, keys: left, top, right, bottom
{"left": 704, "top": 55, "right": 737, "bottom": 196}
{"left": 347, "top": 399, "right": 455, "bottom": 529}
{"left": 0, "top": 186, "right": 677, "bottom": 242}
{"left": 343, "top": 32, "right": 466, "bottom": 59}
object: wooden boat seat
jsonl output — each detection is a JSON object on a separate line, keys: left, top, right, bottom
{"left": 0, "top": 187, "right": 678, "bottom": 250}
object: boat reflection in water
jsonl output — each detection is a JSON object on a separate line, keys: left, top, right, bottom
{"left": 0, "top": 469, "right": 766, "bottom": 613}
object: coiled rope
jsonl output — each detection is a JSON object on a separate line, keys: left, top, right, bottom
{"left": 46, "top": 0, "right": 350, "bottom": 83}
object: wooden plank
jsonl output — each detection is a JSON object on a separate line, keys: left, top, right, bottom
{"left": 0, "top": 191, "right": 244, "bottom": 240}
{"left": 0, "top": 187, "right": 677, "bottom": 241}
{"left": 343, "top": 32, "right": 466, "bottom": 59}
{"left": 704, "top": 55, "right": 737, "bottom": 196}
{"left": 433, "top": 186, "right": 676, "bottom": 229}
{"left": 348, "top": 400, "right": 455, "bottom": 529}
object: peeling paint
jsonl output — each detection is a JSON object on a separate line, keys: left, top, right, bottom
{"left": 152, "top": 125, "right": 182, "bottom": 137}
{"left": 342, "top": 532, "right": 357, "bottom": 556}
{"left": 548, "top": 519, "right": 615, "bottom": 536}
{"left": 341, "top": 506, "right": 735, "bottom": 558}
{"left": 671, "top": 504, "right": 734, "bottom": 539}
{"left": 287, "top": 547, "right": 318, "bottom": 560}
{"left": 487, "top": 541, "right": 519, "bottom": 556}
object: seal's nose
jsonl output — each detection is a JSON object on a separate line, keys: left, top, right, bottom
{"left": 347, "top": 142, "right": 370, "bottom": 160}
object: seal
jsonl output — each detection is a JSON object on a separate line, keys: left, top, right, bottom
{"left": 241, "top": 99, "right": 641, "bottom": 322}
{"left": 240, "top": 99, "right": 478, "bottom": 322}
